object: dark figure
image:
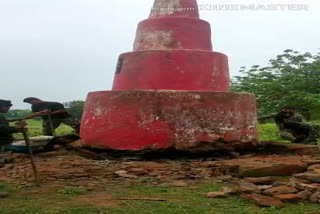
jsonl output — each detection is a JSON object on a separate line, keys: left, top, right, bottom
{"left": 42, "top": 134, "right": 80, "bottom": 152}
{"left": 259, "top": 106, "right": 319, "bottom": 144}
{"left": 23, "top": 97, "right": 80, "bottom": 136}
{"left": 0, "top": 100, "right": 27, "bottom": 146}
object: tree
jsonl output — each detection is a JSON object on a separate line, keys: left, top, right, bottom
{"left": 231, "top": 50, "right": 320, "bottom": 119}
{"left": 64, "top": 100, "right": 85, "bottom": 120}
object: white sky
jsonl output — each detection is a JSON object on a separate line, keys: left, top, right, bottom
{"left": 0, "top": 0, "right": 319, "bottom": 109}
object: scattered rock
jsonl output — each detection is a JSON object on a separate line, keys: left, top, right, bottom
{"left": 245, "top": 177, "right": 278, "bottom": 185}
{"left": 304, "top": 184, "right": 320, "bottom": 192}
{"left": 294, "top": 172, "right": 320, "bottom": 183}
{"left": 206, "top": 191, "right": 228, "bottom": 198}
{"left": 115, "top": 171, "right": 139, "bottom": 179}
{"left": 240, "top": 194, "right": 284, "bottom": 208}
{"left": 308, "top": 164, "right": 320, "bottom": 172}
{"left": 238, "top": 181, "right": 260, "bottom": 193}
{"left": 235, "top": 156, "right": 307, "bottom": 177}
{"left": 258, "top": 185, "right": 273, "bottom": 191}
{"left": 274, "top": 194, "right": 301, "bottom": 202}
{"left": 298, "top": 191, "right": 313, "bottom": 200}
{"left": 273, "top": 179, "right": 291, "bottom": 187}
{"left": 309, "top": 192, "right": 320, "bottom": 203}
{"left": 0, "top": 192, "right": 8, "bottom": 199}
{"left": 220, "top": 187, "right": 238, "bottom": 195}
{"left": 264, "top": 186, "right": 298, "bottom": 196}
{"left": 289, "top": 177, "right": 312, "bottom": 184}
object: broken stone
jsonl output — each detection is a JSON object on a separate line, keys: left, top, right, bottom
{"left": 244, "top": 177, "right": 278, "bottom": 185}
{"left": 115, "top": 171, "right": 139, "bottom": 179}
{"left": 235, "top": 156, "right": 307, "bottom": 177}
{"left": 258, "top": 185, "right": 273, "bottom": 191}
{"left": 273, "top": 194, "right": 301, "bottom": 202}
{"left": 240, "top": 194, "right": 284, "bottom": 208}
{"left": 298, "top": 191, "right": 313, "bottom": 200}
{"left": 294, "top": 172, "right": 320, "bottom": 183}
{"left": 127, "top": 168, "right": 148, "bottom": 175}
{"left": 264, "top": 186, "right": 298, "bottom": 196}
{"left": 309, "top": 192, "right": 320, "bottom": 203}
{"left": 304, "top": 184, "right": 320, "bottom": 192}
{"left": 289, "top": 182, "right": 308, "bottom": 191}
{"left": 238, "top": 181, "right": 260, "bottom": 193}
{"left": 206, "top": 191, "right": 229, "bottom": 198}
{"left": 220, "top": 187, "right": 238, "bottom": 195}
{"left": 290, "top": 177, "right": 313, "bottom": 184}
{"left": 308, "top": 165, "right": 320, "bottom": 173}
{"left": 273, "top": 178, "right": 291, "bottom": 187}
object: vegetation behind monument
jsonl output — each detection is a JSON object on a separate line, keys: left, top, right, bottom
{"left": 232, "top": 50, "right": 320, "bottom": 120}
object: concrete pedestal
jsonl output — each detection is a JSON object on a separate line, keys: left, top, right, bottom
{"left": 81, "top": 91, "right": 257, "bottom": 150}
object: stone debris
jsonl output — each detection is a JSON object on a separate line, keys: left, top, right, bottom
{"left": 263, "top": 186, "right": 298, "bottom": 196}
{"left": 244, "top": 177, "right": 278, "bottom": 185}
{"left": 238, "top": 181, "right": 260, "bottom": 193}
{"left": 294, "top": 172, "right": 320, "bottom": 183}
{"left": 206, "top": 191, "right": 229, "bottom": 198}
{"left": 0, "top": 149, "right": 320, "bottom": 208}
{"left": 273, "top": 194, "right": 301, "bottom": 202}
{"left": 115, "top": 171, "right": 139, "bottom": 179}
{"left": 298, "top": 190, "right": 313, "bottom": 200}
{"left": 240, "top": 194, "right": 284, "bottom": 208}
{"left": 309, "top": 192, "right": 320, "bottom": 203}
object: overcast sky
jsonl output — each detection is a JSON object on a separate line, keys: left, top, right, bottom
{"left": 1, "top": 0, "right": 319, "bottom": 109}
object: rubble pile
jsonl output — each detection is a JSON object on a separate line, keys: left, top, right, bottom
{"left": 206, "top": 156, "right": 320, "bottom": 207}
{"left": 0, "top": 144, "right": 319, "bottom": 208}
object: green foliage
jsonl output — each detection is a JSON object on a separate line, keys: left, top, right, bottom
{"left": 64, "top": 100, "right": 85, "bottom": 120}
{"left": 259, "top": 123, "right": 287, "bottom": 142}
{"left": 4, "top": 110, "right": 31, "bottom": 120}
{"left": 231, "top": 50, "right": 320, "bottom": 119}
{"left": 57, "top": 187, "right": 87, "bottom": 196}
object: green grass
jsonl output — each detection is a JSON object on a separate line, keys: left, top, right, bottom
{"left": 0, "top": 182, "right": 319, "bottom": 214}
{"left": 11, "top": 119, "right": 74, "bottom": 137}
{"left": 259, "top": 123, "right": 284, "bottom": 142}
{"left": 259, "top": 122, "right": 320, "bottom": 143}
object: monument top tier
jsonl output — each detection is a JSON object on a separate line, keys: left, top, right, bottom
{"left": 149, "top": 0, "right": 199, "bottom": 19}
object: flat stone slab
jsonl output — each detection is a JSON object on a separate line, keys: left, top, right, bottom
{"left": 217, "top": 155, "right": 309, "bottom": 177}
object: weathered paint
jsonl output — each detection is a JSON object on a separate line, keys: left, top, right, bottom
{"left": 81, "top": 0, "right": 258, "bottom": 151}
{"left": 81, "top": 91, "right": 258, "bottom": 150}
{"left": 112, "top": 50, "right": 229, "bottom": 91}
{"left": 134, "top": 18, "right": 212, "bottom": 51}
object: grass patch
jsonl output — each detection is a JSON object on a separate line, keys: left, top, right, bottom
{"left": 11, "top": 119, "right": 74, "bottom": 138}
{"left": 57, "top": 187, "right": 87, "bottom": 196}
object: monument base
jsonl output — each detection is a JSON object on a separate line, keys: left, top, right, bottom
{"left": 80, "top": 90, "right": 258, "bottom": 151}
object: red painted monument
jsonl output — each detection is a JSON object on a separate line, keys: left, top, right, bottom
{"left": 80, "top": 0, "right": 258, "bottom": 151}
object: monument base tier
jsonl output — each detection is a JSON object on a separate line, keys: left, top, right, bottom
{"left": 112, "top": 50, "right": 229, "bottom": 91}
{"left": 80, "top": 90, "right": 258, "bottom": 151}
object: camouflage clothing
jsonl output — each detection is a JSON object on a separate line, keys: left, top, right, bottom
{"left": 42, "top": 117, "right": 80, "bottom": 136}
{"left": 259, "top": 112, "right": 319, "bottom": 143}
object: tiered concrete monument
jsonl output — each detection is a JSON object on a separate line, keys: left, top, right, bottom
{"left": 80, "top": 0, "right": 258, "bottom": 151}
